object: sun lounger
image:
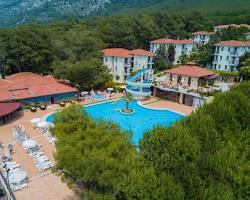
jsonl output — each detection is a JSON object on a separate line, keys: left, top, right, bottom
{"left": 10, "top": 183, "right": 28, "bottom": 191}
{"left": 6, "top": 164, "right": 20, "bottom": 171}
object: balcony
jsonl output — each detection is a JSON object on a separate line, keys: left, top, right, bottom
{"left": 124, "top": 62, "right": 132, "bottom": 67}
{"left": 230, "top": 52, "right": 240, "bottom": 56}
{"left": 156, "top": 81, "right": 217, "bottom": 97}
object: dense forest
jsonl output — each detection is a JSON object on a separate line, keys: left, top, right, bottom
{"left": 51, "top": 81, "right": 250, "bottom": 199}
{"left": 0, "top": 8, "right": 250, "bottom": 89}
{"left": 1, "top": 0, "right": 249, "bottom": 27}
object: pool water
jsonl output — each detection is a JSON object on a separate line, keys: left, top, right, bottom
{"left": 93, "top": 94, "right": 107, "bottom": 100}
{"left": 46, "top": 99, "right": 184, "bottom": 144}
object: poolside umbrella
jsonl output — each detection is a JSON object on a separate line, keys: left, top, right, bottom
{"left": 36, "top": 121, "right": 49, "bottom": 128}
{"left": 30, "top": 118, "right": 41, "bottom": 125}
{"left": 107, "top": 88, "right": 114, "bottom": 91}
{"left": 120, "top": 86, "right": 126, "bottom": 89}
{"left": 22, "top": 140, "right": 38, "bottom": 149}
{"left": 81, "top": 91, "right": 88, "bottom": 95}
{"left": 9, "top": 170, "right": 28, "bottom": 184}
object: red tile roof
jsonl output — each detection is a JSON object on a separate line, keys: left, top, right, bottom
{"left": 103, "top": 48, "right": 155, "bottom": 57}
{"left": 0, "top": 102, "right": 21, "bottom": 117}
{"left": 102, "top": 48, "right": 131, "bottom": 57}
{"left": 215, "top": 40, "right": 250, "bottom": 47}
{"left": 150, "top": 38, "right": 201, "bottom": 45}
{"left": 192, "top": 31, "right": 215, "bottom": 35}
{"left": 214, "top": 24, "right": 250, "bottom": 29}
{"left": 0, "top": 72, "right": 77, "bottom": 102}
{"left": 130, "top": 49, "right": 155, "bottom": 57}
{"left": 166, "top": 65, "right": 216, "bottom": 78}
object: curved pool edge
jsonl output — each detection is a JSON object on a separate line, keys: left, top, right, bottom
{"left": 44, "top": 98, "right": 186, "bottom": 125}
{"left": 137, "top": 101, "right": 187, "bottom": 117}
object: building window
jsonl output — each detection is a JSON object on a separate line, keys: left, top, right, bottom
{"left": 228, "top": 47, "right": 231, "bottom": 52}
{"left": 115, "top": 66, "right": 118, "bottom": 71}
{"left": 225, "top": 65, "right": 228, "bottom": 70}
{"left": 105, "top": 57, "right": 108, "bottom": 62}
{"left": 115, "top": 58, "right": 118, "bottom": 62}
{"left": 214, "top": 64, "right": 217, "bottom": 69}
{"left": 221, "top": 47, "right": 224, "bottom": 51}
{"left": 218, "top": 65, "right": 221, "bottom": 69}
{"left": 220, "top": 56, "right": 222, "bottom": 60}
{"left": 226, "top": 56, "right": 229, "bottom": 61}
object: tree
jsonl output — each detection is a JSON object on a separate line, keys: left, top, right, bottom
{"left": 189, "top": 44, "right": 214, "bottom": 67}
{"left": 51, "top": 105, "right": 135, "bottom": 199}
{"left": 168, "top": 45, "right": 176, "bottom": 64}
{"left": 123, "top": 93, "right": 133, "bottom": 110}
{"left": 0, "top": 25, "right": 54, "bottom": 74}
{"left": 153, "top": 45, "right": 170, "bottom": 72}
{"left": 238, "top": 52, "right": 250, "bottom": 80}
{"left": 53, "top": 58, "right": 112, "bottom": 90}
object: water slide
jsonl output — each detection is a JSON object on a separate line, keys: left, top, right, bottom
{"left": 126, "top": 68, "right": 153, "bottom": 97}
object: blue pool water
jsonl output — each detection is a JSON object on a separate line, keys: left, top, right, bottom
{"left": 46, "top": 100, "right": 184, "bottom": 144}
{"left": 93, "top": 94, "right": 107, "bottom": 100}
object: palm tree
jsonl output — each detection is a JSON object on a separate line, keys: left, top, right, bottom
{"left": 123, "top": 93, "right": 133, "bottom": 110}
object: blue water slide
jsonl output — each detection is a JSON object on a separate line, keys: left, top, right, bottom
{"left": 126, "top": 68, "right": 153, "bottom": 97}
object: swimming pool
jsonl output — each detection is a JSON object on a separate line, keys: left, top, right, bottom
{"left": 93, "top": 94, "right": 107, "bottom": 100}
{"left": 46, "top": 99, "right": 184, "bottom": 144}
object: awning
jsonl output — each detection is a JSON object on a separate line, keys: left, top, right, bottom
{"left": 0, "top": 102, "right": 21, "bottom": 117}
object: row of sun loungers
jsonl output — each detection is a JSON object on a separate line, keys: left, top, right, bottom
{"left": 12, "top": 125, "right": 54, "bottom": 172}
{"left": 29, "top": 151, "right": 53, "bottom": 171}
{"left": 1, "top": 160, "right": 28, "bottom": 191}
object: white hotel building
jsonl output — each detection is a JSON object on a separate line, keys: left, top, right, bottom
{"left": 212, "top": 40, "right": 250, "bottom": 72}
{"left": 214, "top": 24, "right": 250, "bottom": 32}
{"left": 150, "top": 39, "right": 200, "bottom": 64}
{"left": 191, "top": 31, "right": 215, "bottom": 44}
{"left": 103, "top": 48, "right": 155, "bottom": 83}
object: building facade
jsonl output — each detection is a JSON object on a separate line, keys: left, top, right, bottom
{"left": 212, "top": 40, "right": 250, "bottom": 72}
{"left": 214, "top": 24, "right": 250, "bottom": 32}
{"left": 150, "top": 39, "right": 200, "bottom": 65}
{"left": 191, "top": 31, "right": 215, "bottom": 44}
{"left": 103, "top": 48, "right": 155, "bottom": 83}
{"left": 154, "top": 64, "right": 217, "bottom": 107}
{"left": 0, "top": 72, "right": 77, "bottom": 104}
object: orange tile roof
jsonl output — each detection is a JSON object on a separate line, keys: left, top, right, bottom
{"left": 0, "top": 72, "right": 77, "bottom": 102}
{"left": 129, "top": 49, "right": 155, "bottom": 57}
{"left": 215, "top": 40, "right": 250, "bottom": 47}
{"left": 0, "top": 102, "right": 21, "bottom": 117}
{"left": 150, "top": 38, "right": 201, "bottom": 45}
{"left": 192, "top": 31, "right": 215, "bottom": 35}
{"left": 102, "top": 48, "right": 131, "bottom": 57}
{"left": 103, "top": 48, "right": 155, "bottom": 57}
{"left": 214, "top": 24, "right": 250, "bottom": 29}
{"left": 166, "top": 65, "right": 216, "bottom": 78}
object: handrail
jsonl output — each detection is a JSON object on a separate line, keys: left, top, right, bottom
{"left": 0, "top": 171, "right": 16, "bottom": 200}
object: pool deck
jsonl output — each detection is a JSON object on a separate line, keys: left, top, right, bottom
{"left": 140, "top": 97, "right": 195, "bottom": 115}
{"left": 0, "top": 93, "right": 194, "bottom": 199}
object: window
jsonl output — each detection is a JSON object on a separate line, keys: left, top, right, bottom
{"left": 115, "top": 66, "right": 118, "bottom": 71}
{"left": 220, "top": 56, "right": 222, "bottom": 60}
{"left": 115, "top": 58, "right": 118, "bottom": 62}
{"left": 214, "top": 64, "right": 217, "bottom": 69}
{"left": 221, "top": 47, "right": 224, "bottom": 51}
{"left": 228, "top": 47, "right": 231, "bottom": 52}
{"left": 225, "top": 65, "right": 228, "bottom": 70}
{"left": 105, "top": 57, "right": 108, "bottom": 62}
{"left": 218, "top": 65, "right": 221, "bottom": 69}
{"left": 226, "top": 56, "right": 229, "bottom": 61}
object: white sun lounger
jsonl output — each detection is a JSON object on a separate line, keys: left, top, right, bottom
{"left": 6, "top": 164, "right": 21, "bottom": 171}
